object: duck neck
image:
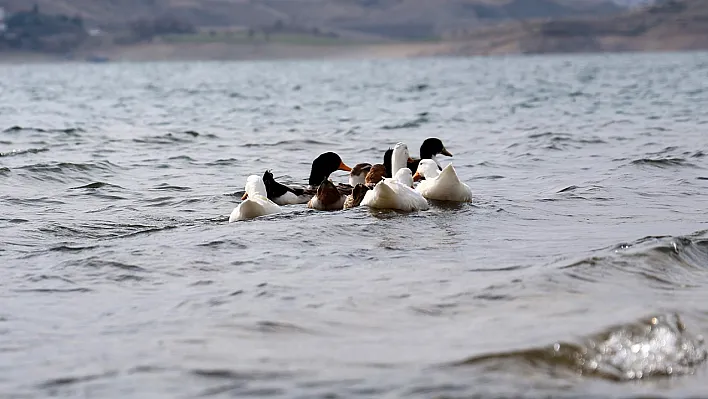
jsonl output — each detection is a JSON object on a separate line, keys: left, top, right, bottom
{"left": 308, "top": 171, "right": 329, "bottom": 187}
{"left": 391, "top": 150, "right": 408, "bottom": 176}
{"left": 430, "top": 154, "right": 441, "bottom": 169}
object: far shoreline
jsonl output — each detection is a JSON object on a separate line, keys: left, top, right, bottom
{"left": 0, "top": 41, "right": 707, "bottom": 65}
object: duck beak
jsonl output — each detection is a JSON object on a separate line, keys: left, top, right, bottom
{"left": 441, "top": 148, "right": 453, "bottom": 157}
{"left": 412, "top": 171, "right": 424, "bottom": 182}
{"left": 241, "top": 193, "right": 249, "bottom": 200}
{"left": 407, "top": 157, "right": 414, "bottom": 163}
{"left": 338, "top": 161, "right": 352, "bottom": 172}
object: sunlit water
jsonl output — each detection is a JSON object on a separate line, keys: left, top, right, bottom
{"left": 2, "top": 52, "right": 708, "bottom": 398}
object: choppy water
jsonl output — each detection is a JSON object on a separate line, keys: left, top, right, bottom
{"left": 2, "top": 52, "right": 708, "bottom": 398}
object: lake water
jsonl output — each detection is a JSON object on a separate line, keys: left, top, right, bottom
{"left": 1, "top": 52, "right": 708, "bottom": 398}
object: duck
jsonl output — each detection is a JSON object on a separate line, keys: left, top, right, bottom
{"left": 307, "top": 152, "right": 353, "bottom": 187}
{"left": 229, "top": 175, "right": 282, "bottom": 222}
{"left": 343, "top": 164, "right": 388, "bottom": 209}
{"left": 413, "top": 159, "right": 472, "bottom": 202}
{"left": 365, "top": 164, "right": 387, "bottom": 186}
{"left": 360, "top": 143, "right": 429, "bottom": 212}
{"left": 308, "top": 178, "right": 346, "bottom": 211}
{"left": 390, "top": 142, "right": 413, "bottom": 176}
{"left": 360, "top": 177, "right": 429, "bottom": 212}
{"left": 242, "top": 152, "right": 353, "bottom": 205}
{"left": 261, "top": 170, "right": 311, "bottom": 205}
{"left": 343, "top": 183, "right": 371, "bottom": 209}
{"left": 349, "top": 163, "right": 372, "bottom": 186}
{"left": 384, "top": 137, "right": 452, "bottom": 178}
{"left": 393, "top": 168, "right": 414, "bottom": 188}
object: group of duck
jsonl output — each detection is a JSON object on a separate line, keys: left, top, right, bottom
{"left": 229, "top": 137, "right": 472, "bottom": 222}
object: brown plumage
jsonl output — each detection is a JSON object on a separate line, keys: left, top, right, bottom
{"left": 307, "top": 178, "right": 346, "bottom": 211}
{"left": 350, "top": 163, "right": 373, "bottom": 184}
{"left": 365, "top": 164, "right": 387, "bottom": 186}
{"left": 343, "top": 183, "right": 371, "bottom": 209}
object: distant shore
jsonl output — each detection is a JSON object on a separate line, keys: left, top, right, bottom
{"left": 0, "top": 38, "right": 706, "bottom": 65}
{"left": 0, "top": 41, "right": 453, "bottom": 64}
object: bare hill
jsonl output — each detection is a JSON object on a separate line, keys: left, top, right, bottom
{"left": 428, "top": 0, "right": 708, "bottom": 55}
{"left": 0, "top": 0, "right": 623, "bottom": 39}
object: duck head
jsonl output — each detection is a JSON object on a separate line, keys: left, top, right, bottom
{"left": 394, "top": 167, "right": 414, "bottom": 188}
{"left": 413, "top": 159, "right": 440, "bottom": 182}
{"left": 420, "top": 137, "right": 452, "bottom": 159}
{"left": 391, "top": 142, "right": 413, "bottom": 176}
{"left": 349, "top": 163, "right": 372, "bottom": 187}
{"left": 365, "top": 164, "right": 387, "bottom": 186}
{"left": 242, "top": 170, "right": 278, "bottom": 200}
{"left": 308, "top": 152, "right": 351, "bottom": 187}
{"left": 243, "top": 174, "right": 268, "bottom": 198}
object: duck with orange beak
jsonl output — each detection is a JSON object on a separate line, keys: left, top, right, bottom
{"left": 242, "top": 152, "right": 354, "bottom": 205}
{"left": 383, "top": 137, "right": 452, "bottom": 178}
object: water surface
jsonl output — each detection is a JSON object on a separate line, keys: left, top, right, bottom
{"left": 2, "top": 52, "right": 708, "bottom": 398}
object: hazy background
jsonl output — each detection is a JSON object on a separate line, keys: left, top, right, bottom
{"left": 0, "top": 0, "right": 705, "bottom": 62}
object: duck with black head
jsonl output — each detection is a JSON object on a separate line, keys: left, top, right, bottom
{"left": 307, "top": 151, "right": 352, "bottom": 187}
{"left": 242, "top": 151, "right": 353, "bottom": 205}
{"left": 384, "top": 137, "right": 452, "bottom": 177}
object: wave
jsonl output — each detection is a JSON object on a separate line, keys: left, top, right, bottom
{"left": 133, "top": 132, "right": 204, "bottom": 145}
{"left": 18, "top": 161, "right": 117, "bottom": 173}
{"left": 240, "top": 139, "right": 333, "bottom": 148}
{"left": 382, "top": 112, "right": 430, "bottom": 130}
{"left": 70, "top": 182, "right": 124, "bottom": 190}
{"left": 0, "top": 148, "right": 49, "bottom": 157}
{"left": 36, "top": 222, "right": 177, "bottom": 241}
{"left": 37, "top": 371, "right": 117, "bottom": 388}
{"left": 190, "top": 368, "right": 291, "bottom": 381}
{"left": 451, "top": 313, "right": 706, "bottom": 381}
{"left": 448, "top": 232, "right": 708, "bottom": 381}
{"left": 525, "top": 132, "right": 608, "bottom": 150}
{"left": 3, "top": 126, "right": 84, "bottom": 135}
{"left": 150, "top": 183, "right": 192, "bottom": 192}
{"left": 14, "top": 287, "right": 93, "bottom": 294}
{"left": 559, "top": 232, "right": 708, "bottom": 291}
{"left": 13, "top": 161, "right": 119, "bottom": 183}
{"left": 630, "top": 157, "right": 697, "bottom": 168}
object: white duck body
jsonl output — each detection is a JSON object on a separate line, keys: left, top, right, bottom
{"left": 229, "top": 175, "right": 282, "bottom": 222}
{"left": 414, "top": 160, "right": 472, "bottom": 202}
{"left": 361, "top": 177, "right": 429, "bottom": 212}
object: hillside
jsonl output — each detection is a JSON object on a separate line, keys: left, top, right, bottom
{"left": 1, "top": 0, "right": 705, "bottom": 61}
{"left": 0, "top": 0, "right": 624, "bottom": 39}
{"left": 428, "top": 0, "right": 708, "bottom": 55}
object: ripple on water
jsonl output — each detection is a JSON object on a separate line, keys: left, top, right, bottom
{"left": 0, "top": 147, "right": 50, "bottom": 157}
{"left": 3, "top": 126, "right": 85, "bottom": 135}
{"left": 451, "top": 313, "right": 706, "bottom": 381}
{"left": 560, "top": 234, "right": 708, "bottom": 289}
{"left": 630, "top": 157, "right": 696, "bottom": 168}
